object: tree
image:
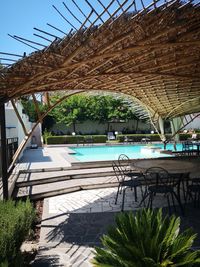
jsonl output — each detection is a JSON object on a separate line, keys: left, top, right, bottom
{"left": 50, "top": 94, "right": 90, "bottom": 132}
{"left": 21, "top": 98, "right": 38, "bottom": 122}
{"left": 50, "top": 94, "right": 141, "bottom": 133}
{"left": 42, "top": 115, "right": 55, "bottom": 132}
{"left": 86, "top": 95, "right": 138, "bottom": 132}
{"left": 93, "top": 208, "right": 200, "bottom": 267}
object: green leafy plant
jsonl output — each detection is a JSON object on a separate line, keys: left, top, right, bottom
{"left": 0, "top": 199, "right": 35, "bottom": 266}
{"left": 43, "top": 128, "right": 53, "bottom": 144}
{"left": 93, "top": 209, "right": 200, "bottom": 267}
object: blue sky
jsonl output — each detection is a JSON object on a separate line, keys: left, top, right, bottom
{"left": 0, "top": 0, "right": 150, "bottom": 60}
{"left": 1, "top": 0, "right": 197, "bottom": 64}
{"left": 0, "top": 1, "right": 92, "bottom": 57}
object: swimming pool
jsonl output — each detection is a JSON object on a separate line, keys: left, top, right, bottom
{"left": 71, "top": 143, "right": 183, "bottom": 162}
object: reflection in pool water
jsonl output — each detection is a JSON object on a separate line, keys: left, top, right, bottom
{"left": 70, "top": 143, "right": 182, "bottom": 162}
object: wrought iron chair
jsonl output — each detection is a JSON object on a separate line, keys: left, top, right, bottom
{"left": 84, "top": 136, "right": 93, "bottom": 145}
{"left": 170, "top": 172, "right": 190, "bottom": 203}
{"left": 141, "top": 167, "right": 184, "bottom": 215}
{"left": 118, "top": 154, "right": 143, "bottom": 201}
{"left": 182, "top": 141, "right": 195, "bottom": 156}
{"left": 185, "top": 178, "right": 200, "bottom": 207}
{"left": 112, "top": 161, "right": 142, "bottom": 211}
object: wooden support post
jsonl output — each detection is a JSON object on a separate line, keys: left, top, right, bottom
{"left": 11, "top": 100, "right": 28, "bottom": 135}
{"left": 8, "top": 90, "right": 84, "bottom": 170}
{"left": 158, "top": 116, "right": 167, "bottom": 145}
{"left": 170, "top": 117, "right": 183, "bottom": 150}
{"left": 32, "top": 94, "right": 42, "bottom": 122}
{"left": 0, "top": 103, "right": 8, "bottom": 200}
{"left": 45, "top": 92, "right": 50, "bottom": 108}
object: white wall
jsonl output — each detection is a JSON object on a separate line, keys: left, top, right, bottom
{"left": 4, "top": 101, "right": 32, "bottom": 147}
{"left": 0, "top": 101, "right": 42, "bottom": 159}
{"left": 50, "top": 119, "right": 151, "bottom": 135}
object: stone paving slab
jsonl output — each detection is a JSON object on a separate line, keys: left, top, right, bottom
{"left": 32, "top": 185, "right": 200, "bottom": 267}
{"left": 33, "top": 187, "right": 169, "bottom": 267}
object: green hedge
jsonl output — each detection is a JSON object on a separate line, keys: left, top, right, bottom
{"left": 0, "top": 199, "right": 35, "bottom": 266}
{"left": 117, "top": 134, "right": 166, "bottom": 142}
{"left": 46, "top": 133, "right": 198, "bottom": 145}
{"left": 91, "top": 135, "right": 107, "bottom": 143}
{"left": 46, "top": 135, "right": 107, "bottom": 144}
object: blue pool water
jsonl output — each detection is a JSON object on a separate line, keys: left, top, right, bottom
{"left": 71, "top": 143, "right": 183, "bottom": 162}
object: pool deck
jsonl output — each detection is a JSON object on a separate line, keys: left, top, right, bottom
{"left": 5, "top": 145, "right": 200, "bottom": 266}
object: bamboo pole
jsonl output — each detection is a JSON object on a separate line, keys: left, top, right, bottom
{"left": 11, "top": 100, "right": 28, "bottom": 135}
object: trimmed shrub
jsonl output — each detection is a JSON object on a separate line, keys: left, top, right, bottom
{"left": 0, "top": 199, "right": 35, "bottom": 266}
{"left": 93, "top": 208, "right": 200, "bottom": 266}
{"left": 46, "top": 135, "right": 107, "bottom": 144}
{"left": 90, "top": 135, "right": 107, "bottom": 143}
{"left": 46, "top": 133, "right": 199, "bottom": 145}
{"left": 46, "top": 135, "right": 77, "bottom": 144}
{"left": 117, "top": 134, "right": 163, "bottom": 142}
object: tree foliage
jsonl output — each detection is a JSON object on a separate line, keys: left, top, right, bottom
{"left": 49, "top": 94, "right": 139, "bottom": 132}
{"left": 21, "top": 98, "right": 45, "bottom": 122}
{"left": 93, "top": 208, "right": 200, "bottom": 267}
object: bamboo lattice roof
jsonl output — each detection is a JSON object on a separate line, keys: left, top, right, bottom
{"left": 0, "top": 0, "right": 200, "bottom": 119}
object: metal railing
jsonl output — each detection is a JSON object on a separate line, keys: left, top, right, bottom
{"left": 0, "top": 137, "right": 18, "bottom": 177}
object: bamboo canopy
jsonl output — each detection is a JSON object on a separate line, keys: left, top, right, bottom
{"left": 0, "top": 0, "right": 200, "bottom": 120}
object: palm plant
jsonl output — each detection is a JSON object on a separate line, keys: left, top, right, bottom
{"left": 92, "top": 209, "right": 200, "bottom": 267}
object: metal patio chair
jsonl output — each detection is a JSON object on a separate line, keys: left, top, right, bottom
{"left": 182, "top": 141, "right": 195, "bottom": 156}
{"left": 118, "top": 154, "right": 143, "bottom": 202}
{"left": 84, "top": 136, "right": 93, "bottom": 145}
{"left": 185, "top": 177, "right": 200, "bottom": 207}
{"left": 141, "top": 167, "right": 184, "bottom": 215}
{"left": 112, "top": 161, "right": 142, "bottom": 211}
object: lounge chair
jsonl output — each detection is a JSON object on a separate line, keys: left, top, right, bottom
{"left": 107, "top": 132, "right": 115, "bottom": 141}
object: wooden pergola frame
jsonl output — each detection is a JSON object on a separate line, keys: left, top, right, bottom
{"left": 0, "top": 0, "right": 200, "bottom": 198}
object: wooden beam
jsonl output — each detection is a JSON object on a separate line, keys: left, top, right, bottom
{"left": 9, "top": 90, "right": 85, "bottom": 170}
{"left": 11, "top": 99, "right": 28, "bottom": 135}
{"left": 32, "top": 94, "right": 42, "bottom": 122}
{"left": 165, "top": 112, "right": 200, "bottom": 144}
{"left": 10, "top": 39, "right": 200, "bottom": 93}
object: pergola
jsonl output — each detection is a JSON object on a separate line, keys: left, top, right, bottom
{"left": 0, "top": 0, "right": 200, "bottom": 199}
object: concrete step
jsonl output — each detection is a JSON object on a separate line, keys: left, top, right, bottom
{"left": 18, "top": 160, "right": 114, "bottom": 173}
{"left": 14, "top": 176, "right": 118, "bottom": 200}
{"left": 16, "top": 167, "right": 114, "bottom": 187}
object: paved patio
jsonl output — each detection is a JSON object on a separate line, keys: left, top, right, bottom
{"left": 32, "top": 186, "right": 200, "bottom": 267}
{"left": 11, "top": 147, "right": 200, "bottom": 266}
